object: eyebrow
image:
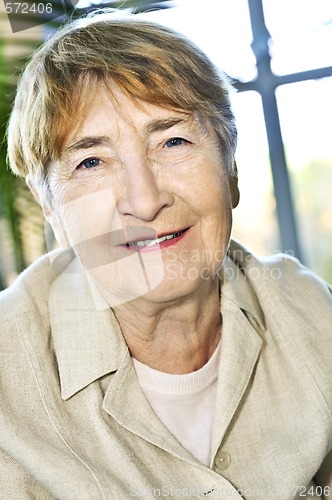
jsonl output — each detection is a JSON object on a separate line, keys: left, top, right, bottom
{"left": 146, "top": 117, "right": 190, "bottom": 134}
{"left": 62, "top": 136, "right": 111, "bottom": 156}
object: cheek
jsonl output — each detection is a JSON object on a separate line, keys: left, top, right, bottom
{"left": 172, "top": 150, "right": 228, "bottom": 211}
{"left": 190, "top": 173, "right": 232, "bottom": 220}
{"left": 207, "top": 166, "right": 234, "bottom": 215}
{"left": 50, "top": 187, "right": 123, "bottom": 249}
{"left": 197, "top": 172, "right": 233, "bottom": 257}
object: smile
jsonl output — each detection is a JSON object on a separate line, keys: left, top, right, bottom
{"left": 127, "top": 230, "right": 186, "bottom": 247}
{"left": 124, "top": 228, "right": 189, "bottom": 252}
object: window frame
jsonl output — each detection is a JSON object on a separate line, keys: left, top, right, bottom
{"left": 233, "top": 0, "right": 332, "bottom": 260}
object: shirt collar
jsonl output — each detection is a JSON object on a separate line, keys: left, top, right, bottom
{"left": 49, "top": 240, "right": 265, "bottom": 401}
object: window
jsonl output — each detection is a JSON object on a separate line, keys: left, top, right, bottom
{"left": 276, "top": 79, "right": 332, "bottom": 280}
{"left": 142, "top": 0, "right": 332, "bottom": 280}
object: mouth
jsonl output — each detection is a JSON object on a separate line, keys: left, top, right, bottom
{"left": 123, "top": 228, "right": 189, "bottom": 252}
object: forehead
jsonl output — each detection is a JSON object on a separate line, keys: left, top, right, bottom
{"left": 60, "top": 84, "right": 201, "bottom": 154}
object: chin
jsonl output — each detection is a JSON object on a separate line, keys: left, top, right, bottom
{"left": 139, "top": 268, "right": 214, "bottom": 305}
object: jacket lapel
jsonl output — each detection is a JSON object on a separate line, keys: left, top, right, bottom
{"left": 210, "top": 294, "right": 263, "bottom": 462}
{"left": 102, "top": 350, "right": 200, "bottom": 463}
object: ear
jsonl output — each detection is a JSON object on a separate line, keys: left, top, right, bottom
{"left": 26, "top": 175, "right": 70, "bottom": 249}
{"left": 229, "top": 160, "right": 240, "bottom": 208}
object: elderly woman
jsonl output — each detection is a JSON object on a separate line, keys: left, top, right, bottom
{"left": 1, "top": 12, "right": 331, "bottom": 500}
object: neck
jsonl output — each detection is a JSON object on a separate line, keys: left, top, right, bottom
{"left": 113, "top": 277, "right": 222, "bottom": 374}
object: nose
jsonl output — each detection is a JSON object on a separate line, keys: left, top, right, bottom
{"left": 117, "top": 155, "right": 174, "bottom": 221}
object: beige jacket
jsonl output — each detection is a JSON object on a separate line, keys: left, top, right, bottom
{"left": 0, "top": 240, "right": 331, "bottom": 499}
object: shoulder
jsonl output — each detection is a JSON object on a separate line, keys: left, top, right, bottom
{"left": 0, "top": 250, "right": 77, "bottom": 399}
{"left": 228, "top": 239, "right": 332, "bottom": 387}
{"left": 0, "top": 249, "right": 74, "bottom": 327}
{"left": 229, "top": 239, "right": 332, "bottom": 308}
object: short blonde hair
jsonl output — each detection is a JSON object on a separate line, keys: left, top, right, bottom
{"left": 7, "top": 11, "right": 237, "bottom": 184}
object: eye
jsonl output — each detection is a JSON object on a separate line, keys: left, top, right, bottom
{"left": 164, "top": 137, "right": 189, "bottom": 148}
{"left": 78, "top": 158, "right": 101, "bottom": 169}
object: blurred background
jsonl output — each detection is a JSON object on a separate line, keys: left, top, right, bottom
{"left": 0, "top": 0, "right": 331, "bottom": 289}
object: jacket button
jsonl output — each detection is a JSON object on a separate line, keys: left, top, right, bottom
{"left": 214, "top": 450, "right": 231, "bottom": 471}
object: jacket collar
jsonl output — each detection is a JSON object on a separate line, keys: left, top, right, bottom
{"left": 223, "top": 240, "right": 266, "bottom": 332}
{"left": 49, "top": 240, "right": 265, "bottom": 401}
{"left": 48, "top": 257, "right": 128, "bottom": 400}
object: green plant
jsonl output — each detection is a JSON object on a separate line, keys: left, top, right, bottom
{"left": 0, "top": 15, "right": 43, "bottom": 287}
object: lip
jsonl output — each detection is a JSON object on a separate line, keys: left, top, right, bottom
{"left": 118, "top": 226, "right": 157, "bottom": 246}
{"left": 120, "top": 227, "right": 191, "bottom": 253}
{"left": 70, "top": 226, "right": 157, "bottom": 270}
{"left": 70, "top": 226, "right": 190, "bottom": 270}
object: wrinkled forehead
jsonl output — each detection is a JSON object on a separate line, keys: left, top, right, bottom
{"left": 57, "top": 76, "right": 210, "bottom": 158}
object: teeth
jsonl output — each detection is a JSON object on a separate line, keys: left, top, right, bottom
{"left": 127, "top": 230, "right": 184, "bottom": 247}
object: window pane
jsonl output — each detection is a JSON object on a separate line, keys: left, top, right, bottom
{"left": 142, "top": 0, "right": 256, "bottom": 82}
{"left": 231, "top": 91, "right": 279, "bottom": 255}
{"left": 263, "top": 0, "right": 332, "bottom": 75}
{"left": 276, "top": 78, "right": 332, "bottom": 282}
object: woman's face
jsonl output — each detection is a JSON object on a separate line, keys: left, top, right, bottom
{"left": 46, "top": 85, "right": 239, "bottom": 307}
